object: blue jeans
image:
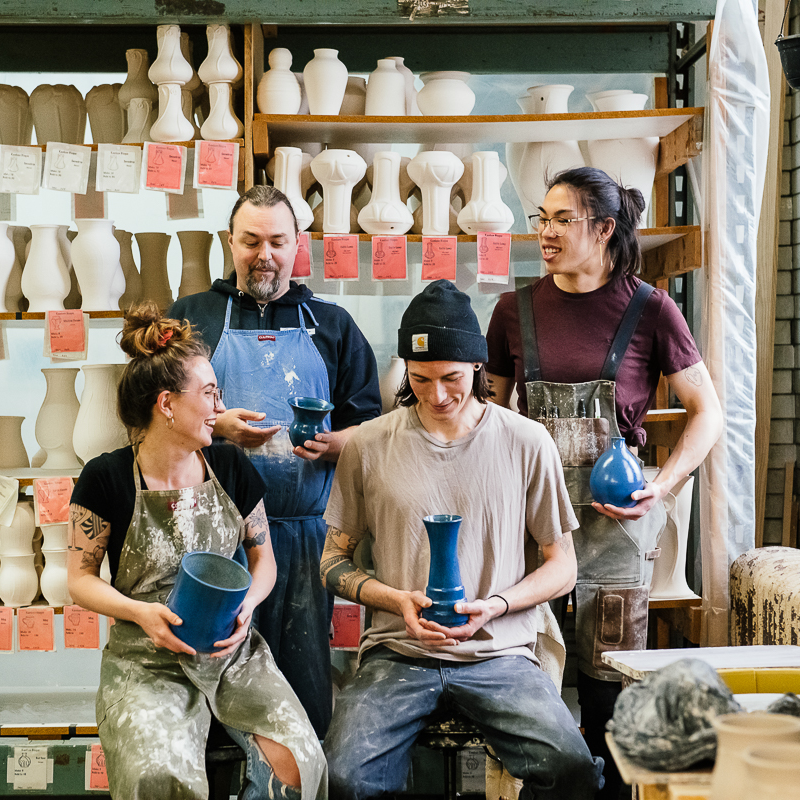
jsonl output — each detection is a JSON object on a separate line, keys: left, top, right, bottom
{"left": 324, "top": 646, "right": 603, "bottom": 800}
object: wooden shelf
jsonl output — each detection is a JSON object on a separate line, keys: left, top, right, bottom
{"left": 4, "top": 468, "right": 81, "bottom": 488}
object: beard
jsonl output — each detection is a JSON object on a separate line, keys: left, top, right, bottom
{"left": 244, "top": 264, "right": 282, "bottom": 302}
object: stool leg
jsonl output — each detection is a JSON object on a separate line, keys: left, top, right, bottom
{"left": 443, "top": 750, "right": 458, "bottom": 800}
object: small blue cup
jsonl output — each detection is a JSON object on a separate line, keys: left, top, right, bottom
{"left": 167, "top": 551, "right": 252, "bottom": 653}
{"left": 287, "top": 396, "right": 334, "bottom": 449}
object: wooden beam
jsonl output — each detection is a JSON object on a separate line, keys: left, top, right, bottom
{"left": 641, "top": 229, "right": 702, "bottom": 284}
{"left": 643, "top": 409, "right": 688, "bottom": 450}
{"left": 653, "top": 76, "right": 670, "bottom": 229}
{"left": 654, "top": 112, "right": 704, "bottom": 180}
{"left": 243, "top": 23, "right": 262, "bottom": 192}
{"left": 783, "top": 461, "right": 796, "bottom": 547}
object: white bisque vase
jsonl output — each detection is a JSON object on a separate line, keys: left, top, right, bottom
{"left": 742, "top": 744, "right": 800, "bottom": 800}
{"left": 0, "top": 554, "right": 39, "bottom": 607}
{"left": 380, "top": 356, "right": 406, "bottom": 414}
{"left": 21, "top": 225, "right": 70, "bottom": 312}
{"left": 218, "top": 230, "right": 234, "bottom": 278}
{"left": 59, "top": 226, "right": 82, "bottom": 311}
{"left": 198, "top": 24, "right": 242, "bottom": 85}
{"left": 71, "top": 219, "right": 123, "bottom": 311}
{"left": 273, "top": 147, "right": 314, "bottom": 232}
{"left": 711, "top": 713, "right": 800, "bottom": 800}
{"left": 0, "top": 416, "right": 29, "bottom": 469}
{"left": 5, "top": 226, "right": 27, "bottom": 313}
{"left": 73, "top": 363, "right": 127, "bottom": 464}
{"left": 122, "top": 98, "right": 155, "bottom": 144}
{"left": 201, "top": 82, "right": 243, "bottom": 141}
{"left": 310, "top": 149, "right": 367, "bottom": 233}
{"left": 365, "top": 59, "right": 406, "bottom": 116}
{"left": 407, "top": 151, "right": 465, "bottom": 236}
{"left": 29, "top": 84, "right": 86, "bottom": 145}
{"left": 417, "top": 72, "right": 475, "bottom": 116}
{"left": 457, "top": 151, "right": 514, "bottom": 234}
{"left": 339, "top": 76, "right": 367, "bottom": 115}
{"left": 150, "top": 82, "right": 194, "bottom": 143}
{"left": 119, "top": 48, "right": 158, "bottom": 111}
{"left": 41, "top": 523, "right": 68, "bottom": 550}
{"left": 358, "top": 151, "right": 413, "bottom": 235}
{"left": 149, "top": 25, "right": 193, "bottom": 86}
{"left": 0, "top": 222, "right": 16, "bottom": 313}
{"left": 86, "top": 84, "right": 125, "bottom": 144}
{"left": 388, "top": 57, "right": 420, "bottom": 115}
{"left": 0, "top": 84, "right": 33, "bottom": 146}
{"left": 257, "top": 48, "right": 302, "bottom": 114}
{"left": 40, "top": 548, "right": 72, "bottom": 607}
{"left": 135, "top": 232, "right": 173, "bottom": 310}
{"left": 0, "top": 500, "right": 35, "bottom": 556}
{"left": 35, "top": 367, "right": 81, "bottom": 470}
{"left": 177, "top": 230, "right": 213, "bottom": 298}
{"left": 586, "top": 92, "right": 658, "bottom": 223}
{"left": 303, "top": 49, "right": 348, "bottom": 115}
{"left": 115, "top": 229, "right": 142, "bottom": 310}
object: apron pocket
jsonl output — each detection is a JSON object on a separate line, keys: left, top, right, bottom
{"left": 591, "top": 585, "right": 649, "bottom": 672}
{"left": 543, "top": 418, "right": 609, "bottom": 467}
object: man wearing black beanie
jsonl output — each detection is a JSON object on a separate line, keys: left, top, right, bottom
{"left": 320, "top": 280, "right": 603, "bottom": 800}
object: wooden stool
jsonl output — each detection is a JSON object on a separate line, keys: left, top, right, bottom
{"left": 205, "top": 719, "right": 245, "bottom": 800}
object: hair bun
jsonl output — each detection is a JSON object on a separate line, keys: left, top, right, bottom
{"left": 118, "top": 301, "right": 188, "bottom": 359}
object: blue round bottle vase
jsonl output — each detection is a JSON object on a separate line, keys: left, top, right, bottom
{"left": 589, "top": 436, "right": 645, "bottom": 509}
{"left": 287, "top": 396, "right": 334, "bottom": 449}
{"left": 167, "top": 551, "right": 252, "bottom": 653}
{"left": 420, "top": 514, "right": 470, "bottom": 628}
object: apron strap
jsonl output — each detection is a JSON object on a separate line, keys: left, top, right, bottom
{"left": 223, "top": 295, "right": 234, "bottom": 330}
{"left": 599, "top": 281, "right": 655, "bottom": 381}
{"left": 301, "top": 302, "right": 319, "bottom": 328}
{"left": 515, "top": 284, "right": 542, "bottom": 384}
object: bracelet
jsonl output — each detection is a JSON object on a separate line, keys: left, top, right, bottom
{"left": 488, "top": 594, "right": 509, "bottom": 618}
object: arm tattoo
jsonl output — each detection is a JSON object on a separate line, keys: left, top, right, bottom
{"left": 70, "top": 504, "right": 107, "bottom": 541}
{"left": 559, "top": 532, "right": 573, "bottom": 554}
{"left": 685, "top": 365, "right": 703, "bottom": 386}
{"left": 320, "top": 526, "right": 373, "bottom": 603}
{"left": 68, "top": 504, "right": 110, "bottom": 575}
{"left": 81, "top": 545, "right": 106, "bottom": 570}
{"left": 243, "top": 501, "right": 269, "bottom": 550}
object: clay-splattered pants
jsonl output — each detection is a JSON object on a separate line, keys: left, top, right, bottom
{"left": 324, "top": 646, "right": 603, "bottom": 800}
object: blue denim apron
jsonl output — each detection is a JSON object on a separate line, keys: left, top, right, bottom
{"left": 210, "top": 295, "right": 334, "bottom": 737}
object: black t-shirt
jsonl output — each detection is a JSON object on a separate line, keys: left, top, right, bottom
{"left": 70, "top": 443, "right": 266, "bottom": 586}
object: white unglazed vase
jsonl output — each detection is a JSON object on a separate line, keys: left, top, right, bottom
{"left": 388, "top": 57, "right": 420, "bottom": 115}
{"left": 742, "top": 744, "right": 800, "bottom": 800}
{"left": 58, "top": 226, "right": 82, "bottom": 311}
{"left": 380, "top": 356, "right": 406, "bottom": 414}
{"left": 40, "top": 549, "right": 72, "bottom": 607}
{"left": 135, "top": 232, "right": 173, "bottom": 310}
{"left": 365, "top": 59, "right": 406, "bottom": 116}
{"left": 35, "top": 367, "right": 81, "bottom": 470}
{"left": 122, "top": 98, "right": 155, "bottom": 143}
{"left": 71, "top": 218, "right": 122, "bottom": 311}
{"left": 711, "top": 713, "right": 800, "bottom": 800}
{"left": 273, "top": 147, "right": 314, "bottom": 231}
{"left": 41, "top": 523, "right": 68, "bottom": 550}
{"left": 149, "top": 24, "right": 193, "bottom": 86}
{"left": 303, "top": 49, "right": 348, "bottom": 115}
{"left": 201, "top": 82, "right": 243, "bottom": 141}
{"left": 0, "top": 221, "right": 16, "bottom": 312}
{"left": 0, "top": 84, "right": 32, "bottom": 146}
{"left": 198, "top": 24, "right": 243, "bottom": 85}
{"left": 119, "top": 48, "right": 158, "bottom": 110}
{"left": 457, "top": 151, "right": 514, "bottom": 234}
{"left": 310, "top": 149, "right": 367, "bottom": 233}
{"left": 0, "top": 416, "right": 29, "bottom": 468}
{"left": 257, "top": 48, "right": 302, "bottom": 114}
{"left": 177, "top": 230, "right": 213, "bottom": 297}
{"left": 0, "top": 553, "right": 39, "bottom": 607}
{"left": 86, "top": 84, "right": 125, "bottom": 144}
{"left": 407, "top": 151, "right": 465, "bottom": 236}
{"left": 150, "top": 82, "right": 194, "bottom": 142}
{"left": 0, "top": 500, "right": 35, "bottom": 556}
{"left": 21, "top": 225, "right": 70, "bottom": 312}
{"left": 73, "top": 363, "right": 127, "bottom": 464}
{"left": 115, "top": 229, "right": 142, "bottom": 310}
{"left": 417, "top": 72, "right": 475, "bottom": 116}
{"left": 358, "top": 151, "right": 413, "bottom": 235}
{"left": 29, "top": 84, "right": 86, "bottom": 145}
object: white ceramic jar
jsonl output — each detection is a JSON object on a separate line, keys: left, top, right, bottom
{"left": 303, "top": 49, "right": 348, "bottom": 115}
{"left": 35, "top": 367, "right": 81, "bottom": 470}
{"left": 71, "top": 218, "right": 123, "bottom": 311}
{"left": 257, "top": 48, "right": 302, "bottom": 114}
{"left": 417, "top": 72, "right": 475, "bottom": 116}
{"left": 365, "top": 59, "right": 406, "bottom": 116}
{"left": 72, "top": 363, "right": 127, "bottom": 464}
{"left": 21, "top": 224, "right": 71, "bottom": 312}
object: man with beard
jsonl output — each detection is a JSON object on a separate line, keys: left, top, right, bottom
{"left": 169, "top": 186, "right": 382, "bottom": 738}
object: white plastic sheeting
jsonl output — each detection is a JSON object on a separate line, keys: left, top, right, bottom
{"left": 699, "top": 0, "right": 770, "bottom": 645}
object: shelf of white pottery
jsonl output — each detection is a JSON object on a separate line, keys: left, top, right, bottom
{"left": 2, "top": 467, "right": 81, "bottom": 488}
{"left": 0, "top": 312, "right": 123, "bottom": 328}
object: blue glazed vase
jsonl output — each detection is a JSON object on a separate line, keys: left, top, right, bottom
{"left": 287, "top": 396, "right": 334, "bottom": 448}
{"left": 589, "top": 436, "right": 645, "bottom": 508}
{"left": 420, "top": 514, "right": 470, "bottom": 628}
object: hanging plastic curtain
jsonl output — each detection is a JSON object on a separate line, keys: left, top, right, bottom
{"left": 699, "top": 0, "right": 770, "bottom": 645}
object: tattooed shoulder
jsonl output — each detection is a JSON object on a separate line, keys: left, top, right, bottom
{"left": 685, "top": 365, "right": 703, "bottom": 386}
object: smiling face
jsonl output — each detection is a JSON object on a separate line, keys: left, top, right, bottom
{"left": 407, "top": 360, "right": 477, "bottom": 426}
{"left": 170, "top": 356, "right": 226, "bottom": 449}
{"left": 229, "top": 200, "right": 299, "bottom": 303}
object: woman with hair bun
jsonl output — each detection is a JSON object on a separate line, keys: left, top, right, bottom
{"left": 67, "top": 302, "right": 326, "bottom": 800}
{"left": 486, "top": 167, "right": 722, "bottom": 799}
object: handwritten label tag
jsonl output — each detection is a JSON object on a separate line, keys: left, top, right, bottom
{"left": 46, "top": 310, "right": 86, "bottom": 354}
{"left": 18, "top": 607, "right": 55, "bottom": 652}
{"left": 195, "top": 141, "right": 239, "bottom": 189}
{"left": 0, "top": 145, "right": 41, "bottom": 194}
{"left": 323, "top": 235, "right": 359, "bottom": 280}
{"left": 0, "top": 606, "right": 13, "bottom": 652}
{"left": 291, "top": 232, "right": 312, "bottom": 278}
{"left": 144, "top": 142, "right": 187, "bottom": 194}
{"left": 96, "top": 144, "right": 141, "bottom": 194}
{"left": 42, "top": 143, "right": 91, "bottom": 194}
{"left": 372, "top": 236, "right": 407, "bottom": 280}
{"left": 11, "top": 746, "right": 49, "bottom": 790}
{"left": 64, "top": 605, "right": 100, "bottom": 649}
{"left": 421, "top": 236, "right": 457, "bottom": 281}
{"left": 476, "top": 232, "right": 511, "bottom": 284}
{"left": 33, "top": 477, "right": 73, "bottom": 526}
{"left": 87, "top": 744, "right": 109, "bottom": 791}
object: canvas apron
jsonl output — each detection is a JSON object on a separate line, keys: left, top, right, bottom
{"left": 516, "top": 284, "right": 666, "bottom": 681}
{"left": 96, "top": 449, "right": 326, "bottom": 800}
{"left": 210, "top": 296, "right": 334, "bottom": 737}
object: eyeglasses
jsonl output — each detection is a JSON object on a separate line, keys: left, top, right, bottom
{"left": 175, "top": 387, "right": 224, "bottom": 405}
{"left": 529, "top": 214, "right": 596, "bottom": 236}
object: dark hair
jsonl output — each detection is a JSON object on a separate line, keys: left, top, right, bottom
{"left": 117, "top": 301, "right": 210, "bottom": 443}
{"left": 228, "top": 185, "right": 299, "bottom": 236}
{"left": 546, "top": 166, "right": 645, "bottom": 280}
{"left": 394, "top": 363, "right": 494, "bottom": 408}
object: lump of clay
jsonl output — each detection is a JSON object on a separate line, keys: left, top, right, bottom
{"left": 767, "top": 692, "right": 800, "bottom": 717}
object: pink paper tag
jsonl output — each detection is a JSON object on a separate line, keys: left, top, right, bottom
{"left": 47, "top": 310, "right": 86, "bottom": 354}
{"left": 64, "top": 605, "right": 100, "bottom": 649}
{"left": 0, "top": 607, "right": 13, "bottom": 651}
{"left": 89, "top": 744, "right": 110, "bottom": 791}
{"left": 33, "top": 477, "right": 73, "bottom": 526}
{"left": 145, "top": 144, "right": 184, "bottom": 192}
{"left": 372, "top": 236, "right": 407, "bottom": 280}
{"left": 421, "top": 236, "right": 458, "bottom": 281}
{"left": 196, "top": 141, "right": 237, "bottom": 188}
{"left": 17, "top": 607, "right": 55, "bottom": 651}
{"left": 477, "top": 232, "right": 511, "bottom": 282}
{"left": 323, "top": 235, "right": 359, "bottom": 280}
{"left": 292, "top": 232, "right": 312, "bottom": 278}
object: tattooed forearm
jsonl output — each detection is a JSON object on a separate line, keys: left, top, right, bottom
{"left": 243, "top": 500, "right": 269, "bottom": 549}
{"left": 320, "top": 526, "right": 373, "bottom": 602}
{"left": 685, "top": 365, "right": 703, "bottom": 386}
{"left": 559, "top": 532, "right": 573, "bottom": 554}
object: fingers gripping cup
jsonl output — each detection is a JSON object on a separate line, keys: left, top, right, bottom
{"left": 287, "top": 396, "right": 334, "bottom": 449}
{"left": 167, "top": 551, "right": 252, "bottom": 652}
{"left": 420, "top": 514, "right": 470, "bottom": 628}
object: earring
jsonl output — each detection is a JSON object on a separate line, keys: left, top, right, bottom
{"left": 166, "top": 415, "right": 174, "bottom": 430}
{"left": 474, "top": 364, "right": 481, "bottom": 372}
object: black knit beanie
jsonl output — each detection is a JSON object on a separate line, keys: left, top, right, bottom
{"left": 397, "top": 280, "right": 488, "bottom": 363}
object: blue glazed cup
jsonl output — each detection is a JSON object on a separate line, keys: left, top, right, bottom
{"left": 167, "top": 551, "right": 252, "bottom": 653}
{"left": 287, "top": 396, "right": 334, "bottom": 449}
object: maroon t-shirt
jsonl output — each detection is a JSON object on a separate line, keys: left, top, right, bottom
{"left": 486, "top": 274, "right": 701, "bottom": 448}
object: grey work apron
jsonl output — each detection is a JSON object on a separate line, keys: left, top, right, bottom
{"left": 95, "top": 447, "right": 327, "bottom": 800}
{"left": 516, "top": 283, "right": 666, "bottom": 681}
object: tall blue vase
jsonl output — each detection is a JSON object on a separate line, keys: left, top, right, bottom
{"left": 287, "top": 396, "right": 334, "bottom": 448}
{"left": 589, "top": 436, "right": 645, "bottom": 508}
{"left": 420, "top": 514, "right": 469, "bottom": 627}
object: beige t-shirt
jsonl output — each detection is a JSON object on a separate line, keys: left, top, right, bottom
{"left": 324, "top": 402, "right": 578, "bottom": 666}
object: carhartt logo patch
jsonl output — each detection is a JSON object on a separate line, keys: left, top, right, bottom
{"left": 258, "top": 335, "right": 276, "bottom": 341}
{"left": 412, "top": 333, "right": 428, "bottom": 352}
